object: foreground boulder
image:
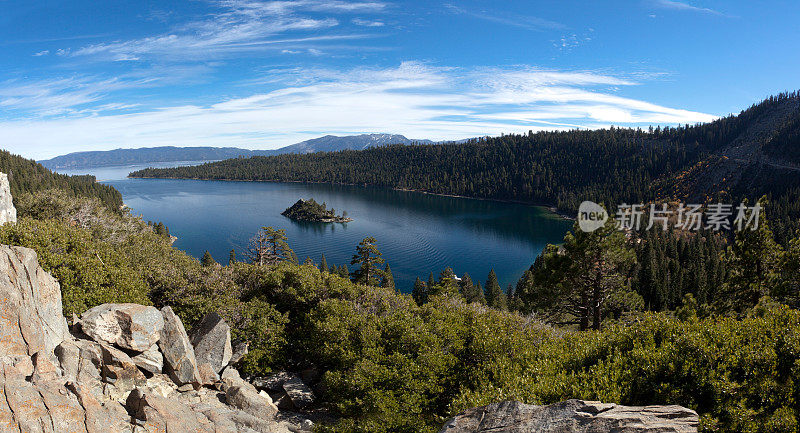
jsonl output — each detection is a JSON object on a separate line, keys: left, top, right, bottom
{"left": 439, "top": 400, "right": 699, "bottom": 433}
{"left": 226, "top": 384, "right": 279, "bottom": 419}
{"left": 190, "top": 312, "right": 233, "bottom": 374}
{"left": 80, "top": 303, "right": 164, "bottom": 351}
{"left": 159, "top": 306, "right": 203, "bottom": 386}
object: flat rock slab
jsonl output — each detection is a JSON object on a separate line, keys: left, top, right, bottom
{"left": 189, "top": 312, "right": 233, "bottom": 374}
{"left": 439, "top": 400, "right": 699, "bottom": 433}
{"left": 80, "top": 303, "right": 164, "bottom": 351}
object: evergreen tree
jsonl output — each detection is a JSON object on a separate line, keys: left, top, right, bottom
{"left": 412, "top": 277, "right": 427, "bottom": 305}
{"left": 513, "top": 267, "right": 536, "bottom": 313}
{"left": 320, "top": 254, "right": 329, "bottom": 273}
{"left": 350, "top": 237, "right": 386, "bottom": 286}
{"left": 201, "top": 250, "right": 216, "bottom": 267}
{"left": 485, "top": 269, "right": 507, "bottom": 311}
{"left": 431, "top": 267, "right": 460, "bottom": 298}
{"left": 779, "top": 234, "right": 800, "bottom": 306}
{"left": 459, "top": 273, "right": 484, "bottom": 304}
{"left": 474, "top": 281, "right": 485, "bottom": 304}
{"left": 228, "top": 249, "right": 236, "bottom": 266}
{"left": 525, "top": 218, "right": 637, "bottom": 330}
{"left": 722, "top": 198, "right": 784, "bottom": 312}
{"left": 506, "top": 284, "right": 523, "bottom": 312}
{"left": 427, "top": 272, "right": 436, "bottom": 290}
{"left": 245, "top": 226, "right": 294, "bottom": 266}
{"left": 381, "top": 264, "right": 395, "bottom": 291}
{"left": 339, "top": 264, "right": 350, "bottom": 279}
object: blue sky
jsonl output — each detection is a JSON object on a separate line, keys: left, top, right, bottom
{"left": 1, "top": 0, "right": 798, "bottom": 159}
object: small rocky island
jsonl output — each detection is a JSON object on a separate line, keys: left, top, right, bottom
{"left": 282, "top": 198, "right": 353, "bottom": 223}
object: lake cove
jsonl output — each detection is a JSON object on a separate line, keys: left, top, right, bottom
{"left": 59, "top": 163, "right": 573, "bottom": 291}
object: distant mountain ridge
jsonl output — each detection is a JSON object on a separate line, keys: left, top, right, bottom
{"left": 39, "top": 133, "right": 430, "bottom": 169}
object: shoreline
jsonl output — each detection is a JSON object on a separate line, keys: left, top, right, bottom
{"left": 128, "top": 175, "right": 576, "bottom": 221}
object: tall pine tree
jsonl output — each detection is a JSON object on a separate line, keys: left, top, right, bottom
{"left": 485, "top": 269, "right": 507, "bottom": 311}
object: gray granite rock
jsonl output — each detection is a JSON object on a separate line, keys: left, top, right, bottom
{"left": 0, "top": 173, "right": 16, "bottom": 225}
{"left": 80, "top": 303, "right": 164, "bottom": 352}
{"left": 0, "top": 245, "right": 68, "bottom": 365}
{"left": 189, "top": 312, "right": 233, "bottom": 374}
{"left": 282, "top": 377, "right": 314, "bottom": 410}
{"left": 439, "top": 399, "right": 699, "bottom": 433}
{"left": 158, "top": 306, "right": 202, "bottom": 386}
{"left": 226, "top": 384, "right": 279, "bottom": 419}
{"left": 131, "top": 344, "right": 164, "bottom": 375}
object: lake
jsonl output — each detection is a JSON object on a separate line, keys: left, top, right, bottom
{"left": 59, "top": 163, "right": 573, "bottom": 292}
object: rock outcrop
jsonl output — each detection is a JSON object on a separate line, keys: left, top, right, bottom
{"left": 189, "top": 312, "right": 233, "bottom": 374}
{"left": 0, "top": 173, "right": 16, "bottom": 224}
{"left": 159, "top": 306, "right": 203, "bottom": 386}
{"left": 80, "top": 303, "right": 164, "bottom": 351}
{"left": 0, "top": 245, "right": 68, "bottom": 370}
{"left": 439, "top": 400, "right": 699, "bottom": 433}
{"left": 0, "top": 243, "right": 312, "bottom": 433}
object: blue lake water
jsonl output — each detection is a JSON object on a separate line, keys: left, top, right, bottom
{"left": 59, "top": 163, "right": 573, "bottom": 292}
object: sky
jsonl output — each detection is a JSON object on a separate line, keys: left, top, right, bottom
{"left": 1, "top": 0, "right": 799, "bottom": 160}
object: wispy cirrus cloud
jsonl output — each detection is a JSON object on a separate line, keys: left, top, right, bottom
{"left": 0, "top": 64, "right": 214, "bottom": 118}
{"left": 58, "top": 0, "right": 389, "bottom": 61}
{"left": 652, "top": 0, "right": 726, "bottom": 16}
{"left": 352, "top": 18, "right": 385, "bottom": 27}
{"left": 444, "top": 3, "right": 565, "bottom": 31}
{"left": 0, "top": 62, "right": 716, "bottom": 159}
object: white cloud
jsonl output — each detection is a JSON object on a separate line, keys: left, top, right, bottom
{"left": 61, "top": 0, "right": 387, "bottom": 61}
{"left": 652, "top": 0, "right": 725, "bottom": 16}
{"left": 32, "top": 50, "right": 50, "bottom": 57}
{"left": 352, "top": 18, "right": 385, "bottom": 27}
{"left": 0, "top": 62, "right": 717, "bottom": 160}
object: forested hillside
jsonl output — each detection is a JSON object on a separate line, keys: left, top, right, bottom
{"left": 131, "top": 92, "right": 800, "bottom": 240}
{"left": 132, "top": 128, "right": 695, "bottom": 213}
{"left": 0, "top": 149, "right": 122, "bottom": 209}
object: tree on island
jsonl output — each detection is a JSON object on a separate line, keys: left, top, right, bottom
{"left": 282, "top": 198, "right": 352, "bottom": 223}
{"left": 350, "top": 237, "right": 386, "bottom": 286}
{"left": 245, "top": 226, "right": 295, "bottom": 266}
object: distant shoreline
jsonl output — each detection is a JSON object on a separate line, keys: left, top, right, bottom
{"left": 127, "top": 174, "right": 576, "bottom": 221}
